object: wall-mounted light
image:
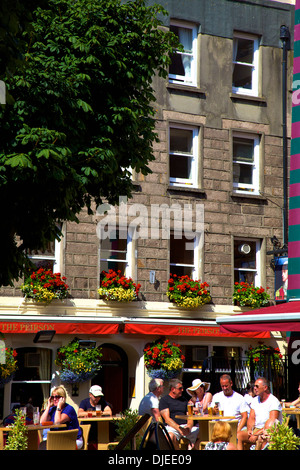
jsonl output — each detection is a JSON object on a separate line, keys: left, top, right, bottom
{"left": 33, "top": 330, "right": 56, "bottom": 343}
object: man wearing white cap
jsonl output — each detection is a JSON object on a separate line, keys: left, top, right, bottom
{"left": 78, "top": 385, "right": 112, "bottom": 417}
{"left": 78, "top": 385, "right": 112, "bottom": 449}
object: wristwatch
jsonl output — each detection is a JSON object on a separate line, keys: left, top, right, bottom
{"left": 57, "top": 408, "right": 61, "bottom": 411}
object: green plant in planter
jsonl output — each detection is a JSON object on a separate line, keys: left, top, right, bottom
{"left": 5, "top": 409, "right": 28, "bottom": 450}
{"left": 111, "top": 409, "right": 142, "bottom": 450}
{"left": 267, "top": 413, "right": 300, "bottom": 450}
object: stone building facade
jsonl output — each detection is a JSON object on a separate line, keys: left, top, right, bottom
{"left": 0, "top": 0, "right": 295, "bottom": 417}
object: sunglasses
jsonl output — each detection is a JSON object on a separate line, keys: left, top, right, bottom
{"left": 51, "top": 395, "right": 62, "bottom": 399}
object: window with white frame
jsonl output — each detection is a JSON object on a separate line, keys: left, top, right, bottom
{"left": 232, "top": 132, "right": 260, "bottom": 194}
{"left": 99, "top": 229, "right": 133, "bottom": 279}
{"left": 27, "top": 239, "right": 61, "bottom": 273}
{"left": 170, "top": 232, "right": 200, "bottom": 278}
{"left": 232, "top": 33, "right": 259, "bottom": 96}
{"left": 169, "top": 21, "right": 197, "bottom": 86}
{"left": 169, "top": 125, "right": 198, "bottom": 187}
{"left": 234, "top": 238, "right": 261, "bottom": 286}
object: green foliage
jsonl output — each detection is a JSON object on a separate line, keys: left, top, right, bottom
{"left": 4, "top": 409, "right": 28, "bottom": 450}
{"left": 55, "top": 339, "right": 102, "bottom": 383}
{"left": 112, "top": 409, "right": 142, "bottom": 450}
{"left": 20, "top": 267, "right": 69, "bottom": 303}
{"left": 0, "top": 0, "right": 180, "bottom": 286}
{"left": 267, "top": 414, "right": 300, "bottom": 450}
{"left": 233, "top": 282, "right": 270, "bottom": 308}
{"left": 167, "top": 274, "right": 211, "bottom": 308}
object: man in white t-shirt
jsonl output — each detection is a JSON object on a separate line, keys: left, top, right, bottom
{"left": 138, "top": 378, "right": 164, "bottom": 422}
{"left": 237, "top": 377, "right": 282, "bottom": 450}
{"left": 211, "top": 374, "right": 248, "bottom": 433}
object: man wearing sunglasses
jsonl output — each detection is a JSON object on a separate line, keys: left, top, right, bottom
{"left": 159, "top": 378, "right": 200, "bottom": 449}
{"left": 237, "top": 377, "right": 282, "bottom": 450}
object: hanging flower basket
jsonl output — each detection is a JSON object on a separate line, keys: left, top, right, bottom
{"left": 20, "top": 268, "right": 69, "bottom": 304}
{"left": 55, "top": 340, "right": 102, "bottom": 384}
{"left": 143, "top": 338, "right": 185, "bottom": 380}
{"left": 233, "top": 282, "right": 270, "bottom": 309}
{"left": 98, "top": 269, "right": 141, "bottom": 302}
{"left": 245, "top": 344, "right": 283, "bottom": 373}
{"left": 166, "top": 274, "right": 211, "bottom": 308}
{"left": 0, "top": 347, "right": 18, "bottom": 387}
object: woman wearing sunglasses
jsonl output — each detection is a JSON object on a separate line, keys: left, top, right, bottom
{"left": 40, "top": 385, "right": 83, "bottom": 449}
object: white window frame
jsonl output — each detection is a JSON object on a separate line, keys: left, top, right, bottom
{"left": 170, "top": 232, "right": 200, "bottom": 280}
{"left": 99, "top": 227, "right": 133, "bottom": 279}
{"left": 234, "top": 238, "right": 261, "bottom": 287}
{"left": 169, "top": 124, "right": 198, "bottom": 188}
{"left": 27, "top": 238, "right": 61, "bottom": 273}
{"left": 232, "top": 132, "right": 260, "bottom": 195}
{"left": 232, "top": 32, "right": 259, "bottom": 97}
{"left": 169, "top": 21, "right": 198, "bottom": 87}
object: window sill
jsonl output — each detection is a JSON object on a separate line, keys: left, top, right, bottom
{"left": 230, "top": 191, "right": 267, "bottom": 202}
{"left": 167, "top": 185, "right": 206, "bottom": 197}
{"left": 230, "top": 93, "right": 267, "bottom": 104}
{"left": 167, "top": 83, "right": 205, "bottom": 95}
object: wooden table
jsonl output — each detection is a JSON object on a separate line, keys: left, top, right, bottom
{"left": 79, "top": 415, "right": 123, "bottom": 450}
{"left": 0, "top": 423, "right": 66, "bottom": 450}
{"left": 282, "top": 408, "right": 300, "bottom": 427}
{"left": 175, "top": 414, "right": 237, "bottom": 444}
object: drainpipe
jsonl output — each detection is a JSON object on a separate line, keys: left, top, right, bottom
{"left": 280, "top": 25, "right": 290, "bottom": 249}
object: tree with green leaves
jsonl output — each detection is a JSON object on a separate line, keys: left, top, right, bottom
{"left": 0, "top": 0, "right": 179, "bottom": 286}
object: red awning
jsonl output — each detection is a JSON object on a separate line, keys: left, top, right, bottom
{"left": 0, "top": 321, "right": 120, "bottom": 335}
{"left": 123, "top": 322, "right": 270, "bottom": 338}
{"left": 216, "top": 301, "right": 300, "bottom": 334}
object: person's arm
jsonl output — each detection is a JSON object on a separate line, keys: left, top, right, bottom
{"left": 40, "top": 397, "right": 52, "bottom": 424}
{"left": 237, "top": 411, "right": 247, "bottom": 432}
{"left": 202, "top": 392, "right": 213, "bottom": 413}
{"left": 102, "top": 405, "right": 112, "bottom": 416}
{"left": 52, "top": 397, "right": 71, "bottom": 425}
{"left": 160, "top": 408, "right": 187, "bottom": 437}
{"left": 264, "top": 410, "right": 279, "bottom": 430}
{"left": 152, "top": 408, "right": 161, "bottom": 422}
{"left": 77, "top": 408, "right": 89, "bottom": 418}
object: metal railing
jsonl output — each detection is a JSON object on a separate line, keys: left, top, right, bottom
{"left": 201, "top": 354, "right": 288, "bottom": 398}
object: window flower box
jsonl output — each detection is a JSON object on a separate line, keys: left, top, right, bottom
{"left": 166, "top": 274, "right": 211, "bottom": 308}
{"left": 20, "top": 268, "right": 69, "bottom": 304}
{"left": 98, "top": 270, "right": 141, "bottom": 302}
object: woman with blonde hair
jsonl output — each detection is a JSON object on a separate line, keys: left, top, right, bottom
{"left": 40, "top": 385, "right": 83, "bottom": 449}
{"left": 204, "top": 421, "right": 237, "bottom": 450}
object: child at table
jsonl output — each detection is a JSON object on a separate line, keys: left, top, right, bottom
{"left": 204, "top": 421, "right": 237, "bottom": 450}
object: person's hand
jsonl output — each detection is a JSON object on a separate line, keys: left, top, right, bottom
{"left": 58, "top": 396, "right": 65, "bottom": 409}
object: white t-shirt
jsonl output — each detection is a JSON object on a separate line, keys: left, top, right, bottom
{"left": 212, "top": 391, "right": 246, "bottom": 421}
{"left": 243, "top": 393, "right": 254, "bottom": 417}
{"left": 251, "top": 393, "right": 282, "bottom": 429}
{"left": 138, "top": 392, "right": 159, "bottom": 420}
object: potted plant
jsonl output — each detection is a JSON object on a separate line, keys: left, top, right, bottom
{"left": 55, "top": 339, "right": 102, "bottom": 384}
{"left": 266, "top": 413, "right": 300, "bottom": 450}
{"left": 4, "top": 409, "right": 28, "bottom": 450}
{"left": 233, "top": 282, "right": 270, "bottom": 309}
{"left": 166, "top": 274, "right": 211, "bottom": 308}
{"left": 20, "top": 268, "right": 69, "bottom": 304}
{"left": 98, "top": 269, "right": 141, "bottom": 302}
{"left": 0, "top": 346, "right": 18, "bottom": 387}
{"left": 143, "top": 337, "right": 185, "bottom": 380}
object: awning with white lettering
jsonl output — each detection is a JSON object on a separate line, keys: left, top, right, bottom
{"left": 0, "top": 316, "right": 270, "bottom": 338}
{"left": 122, "top": 318, "right": 270, "bottom": 338}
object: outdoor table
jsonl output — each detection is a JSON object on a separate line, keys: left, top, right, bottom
{"left": 0, "top": 423, "right": 66, "bottom": 450}
{"left": 79, "top": 415, "right": 124, "bottom": 450}
{"left": 175, "top": 414, "right": 237, "bottom": 443}
{"left": 282, "top": 407, "right": 300, "bottom": 427}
